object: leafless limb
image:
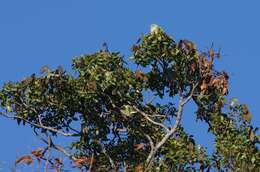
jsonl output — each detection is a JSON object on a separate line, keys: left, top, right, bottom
{"left": 1, "top": 114, "right": 80, "bottom": 137}
{"left": 182, "top": 83, "right": 199, "bottom": 105}
{"left": 133, "top": 106, "right": 169, "bottom": 132}
{"left": 123, "top": 161, "right": 128, "bottom": 172}
{"left": 144, "top": 134, "right": 154, "bottom": 152}
{"left": 89, "top": 153, "right": 95, "bottom": 172}
{"left": 144, "top": 83, "right": 199, "bottom": 171}
{"left": 38, "top": 114, "right": 43, "bottom": 127}
{"left": 147, "top": 114, "right": 166, "bottom": 118}
{"left": 43, "top": 137, "right": 52, "bottom": 172}
{"left": 37, "top": 134, "right": 77, "bottom": 162}
{"left": 144, "top": 133, "right": 154, "bottom": 165}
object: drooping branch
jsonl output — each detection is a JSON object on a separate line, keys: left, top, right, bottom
{"left": 0, "top": 113, "right": 80, "bottom": 137}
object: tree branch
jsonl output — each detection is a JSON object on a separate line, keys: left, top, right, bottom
{"left": 89, "top": 153, "right": 95, "bottom": 172}
{"left": 43, "top": 137, "right": 52, "bottom": 172}
{"left": 145, "top": 95, "right": 185, "bottom": 170}
{"left": 144, "top": 133, "right": 154, "bottom": 166}
{"left": 37, "top": 134, "right": 77, "bottom": 161}
{"left": 144, "top": 134, "right": 154, "bottom": 152}
{"left": 182, "top": 83, "right": 198, "bottom": 105}
{"left": 0, "top": 113, "right": 80, "bottom": 137}
{"left": 133, "top": 106, "right": 169, "bottom": 132}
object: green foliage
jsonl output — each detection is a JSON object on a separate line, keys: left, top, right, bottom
{"left": 0, "top": 26, "right": 259, "bottom": 172}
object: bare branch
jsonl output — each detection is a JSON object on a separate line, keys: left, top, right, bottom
{"left": 37, "top": 134, "right": 77, "bottom": 161}
{"left": 144, "top": 133, "right": 154, "bottom": 166}
{"left": 1, "top": 113, "right": 79, "bottom": 137}
{"left": 43, "top": 137, "right": 52, "bottom": 172}
{"left": 145, "top": 95, "right": 185, "bottom": 170}
{"left": 133, "top": 106, "right": 169, "bottom": 132}
{"left": 144, "top": 134, "right": 154, "bottom": 152}
{"left": 89, "top": 153, "right": 95, "bottom": 172}
{"left": 182, "top": 83, "right": 199, "bottom": 106}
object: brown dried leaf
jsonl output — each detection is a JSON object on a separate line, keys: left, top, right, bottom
{"left": 190, "top": 62, "right": 197, "bottom": 73}
{"left": 99, "top": 51, "right": 110, "bottom": 58}
{"left": 135, "top": 164, "right": 144, "bottom": 172}
{"left": 132, "top": 45, "right": 139, "bottom": 52}
{"left": 135, "top": 70, "right": 148, "bottom": 82}
{"left": 73, "top": 158, "right": 85, "bottom": 168}
{"left": 242, "top": 105, "right": 252, "bottom": 122}
{"left": 134, "top": 143, "right": 145, "bottom": 151}
{"left": 15, "top": 155, "right": 33, "bottom": 165}
{"left": 135, "top": 70, "right": 144, "bottom": 78}
{"left": 242, "top": 105, "right": 249, "bottom": 114}
{"left": 31, "top": 148, "right": 44, "bottom": 159}
{"left": 88, "top": 81, "right": 97, "bottom": 90}
{"left": 243, "top": 112, "right": 252, "bottom": 122}
{"left": 188, "top": 142, "right": 194, "bottom": 151}
{"left": 73, "top": 156, "right": 96, "bottom": 168}
{"left": 182, "top": 40, "right": 196, "bottom": 51}
{"left": 209, "top": 49, "right": 214, "bottom": 58}
{"left": 200, "top": 80, "right": 208, "bottom": 94}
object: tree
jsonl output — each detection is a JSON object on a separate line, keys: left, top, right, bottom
{"left": 0, "top": 25, "right": 259, "bottom": 172}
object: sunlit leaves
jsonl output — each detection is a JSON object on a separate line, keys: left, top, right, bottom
{"left": 160, "top": 129, "right": 210, "bottom": 171}
{"left": 120, "top": 105, "right": 137, "bottom": 117}
{"left": 0, "top": 26, "right": 259, "bottom": 171}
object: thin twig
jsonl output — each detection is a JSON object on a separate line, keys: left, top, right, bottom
{"left": 36, "top": 133, "right": 76, "bottom": 162}
{"left": 43, "top": 137, "right": 52, "bottom": 172}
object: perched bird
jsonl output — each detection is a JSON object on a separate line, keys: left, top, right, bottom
{"left": 150, "top": 24, "right": 162, "bottom": 34}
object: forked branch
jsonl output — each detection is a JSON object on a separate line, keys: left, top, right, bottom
{"left": 144, "top": 83, "right": 198, "bottom": 170}
{"left": 133, "top": 106, "right": 169, "bottom": 132}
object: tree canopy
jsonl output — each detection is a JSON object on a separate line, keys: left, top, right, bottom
{"left": 0, "top": 25, "right": 259, "bottom": 172}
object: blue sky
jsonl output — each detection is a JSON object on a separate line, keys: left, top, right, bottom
{"left": 0, "top": 0, "right": 259, "bottom": 171}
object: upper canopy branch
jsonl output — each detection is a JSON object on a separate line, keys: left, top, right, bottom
{"left": 182, "top": 83, "right": 199, "bottom": 106}
{"left": 145, "top": 94, "right": 186, "bottom": 170}
{"left": 133, "top": 106, "right": 170, "bottom": 132}
{"left": 0, "top": 112, "right": 80, "bottom": 137}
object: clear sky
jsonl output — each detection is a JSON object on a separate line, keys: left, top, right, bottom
{"left": 0, "top": 0, "right": 259, "bottom": 171}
